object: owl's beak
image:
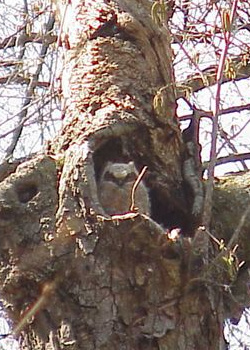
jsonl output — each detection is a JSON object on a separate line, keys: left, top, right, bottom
{"left": 115, "top": 178, "right": 127, "bottom": 187}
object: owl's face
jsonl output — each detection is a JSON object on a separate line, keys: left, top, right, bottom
{"left": 101, "top": 162, "right": 137, "bottom": 187}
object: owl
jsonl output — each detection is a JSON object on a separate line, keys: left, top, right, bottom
{"left": 97, "top": 161, "right": 150, "bottom": 216}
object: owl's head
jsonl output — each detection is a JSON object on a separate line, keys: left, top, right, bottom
{"left": 100, "top": 161, "right": 138, "bottom": 187}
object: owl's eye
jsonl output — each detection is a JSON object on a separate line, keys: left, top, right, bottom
{"left": 125, "top": 172, "right": 137, "bottom": 182}
{"left": 103, "top": 172, "right": 117, "bottom": 182}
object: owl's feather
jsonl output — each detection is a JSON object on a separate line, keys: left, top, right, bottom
{"left": 98, "top": 161, "right": 150, "bottom": 215}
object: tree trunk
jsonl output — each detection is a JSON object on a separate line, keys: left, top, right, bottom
{"left": 0, "top": 1, "right": 249, "bottom": 349}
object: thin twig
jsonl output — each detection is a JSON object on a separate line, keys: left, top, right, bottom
{"left": 202, "top": 0, "right": 239, "bottom": 228}
{"left": 227, "top": 201, "right": 250, "bottom": 250}
{"left": 4, "top": 14, "right": 56, "bottom": 160}
{"left": 130, "top": 166, "right": 148, "bottom": 212}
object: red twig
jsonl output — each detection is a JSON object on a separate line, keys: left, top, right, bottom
{"left": 202, "top": 0, "right": 239, "bottom": 228}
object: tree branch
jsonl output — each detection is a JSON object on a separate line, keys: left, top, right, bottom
{"left": 203, "top": 0, "right": 239, "bottom": 228}
{"left": 4, "top": 14, "right": 56, "bottom": 160}
{"left": 203, "top": 152, "right": 250, "bottom": 169}
{"left": 177, "top": 54, "right": 250, "bottom": 97}
{"left": 179, "top": 103, "right": 250, "bottom": 121}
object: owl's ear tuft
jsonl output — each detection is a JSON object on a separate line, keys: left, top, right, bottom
{"left": 105, "top": 161, "right": 112, "bottom": 169}
{"left": 128, "top": 161, "right": 135, "bottom": 168}
{"left": 99, "top": 161, "right": 112, "bottom": 177}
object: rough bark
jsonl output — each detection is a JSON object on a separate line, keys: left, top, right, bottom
{"left": 52, "top": 0, "right": 191, "bottom": 226}
{"left": 0, "top": 1, "right": 249, "bottom": 349}
{"left": 1, "top": 156, "right": 249, "bottom": 349}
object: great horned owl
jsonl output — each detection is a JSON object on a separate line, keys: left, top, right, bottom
{"left": 97, "top": 161, "right": 150, "bottom": 216}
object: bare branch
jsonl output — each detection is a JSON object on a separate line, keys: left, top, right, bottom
{"left": 177, "top": 56, "right": 250, "bottom": 97}
{"left": 4, "top": 14, "right": 56, "bottom": 160}
{"left": 203, "top": 152, "right": 250, "bottom": 169}
{"left": 203, "top": 0, "right": 238, "bottom": 226}
{"left": 179, "top": 103, "right": 250, "bottom": 121}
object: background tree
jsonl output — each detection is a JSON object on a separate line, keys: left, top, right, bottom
{"left": 0, "top": 0, "right": 250, "bottom": 349}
